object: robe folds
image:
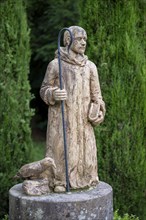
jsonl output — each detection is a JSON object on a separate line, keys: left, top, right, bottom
{"left": 40, "top": 47, "right": 105, "bottom": 189}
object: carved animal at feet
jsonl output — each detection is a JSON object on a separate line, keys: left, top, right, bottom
{"left": 14, "top": 157, "right": 56, "bottom": 195}
{"left": 14, "top": 157, "right": 56, "bottom": 180}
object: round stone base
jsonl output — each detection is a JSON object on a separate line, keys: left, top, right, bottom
{"left": 9, "top": 181, "right": 113, "bottom": 220}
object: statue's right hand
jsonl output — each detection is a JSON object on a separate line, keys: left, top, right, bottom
{"left": 53, "top": 88, "right": 67, "bottom": 101}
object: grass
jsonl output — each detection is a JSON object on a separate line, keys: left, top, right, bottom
{"left": 31, "top": 141, "right": 45, "bottom": 161}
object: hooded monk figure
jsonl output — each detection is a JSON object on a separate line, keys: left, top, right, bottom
{"left": 40, "top": 26, "right": 106, "bottom": 192}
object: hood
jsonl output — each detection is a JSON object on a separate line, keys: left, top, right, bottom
{"left": 55, "top": 47, "right": 88, "bottom": 66}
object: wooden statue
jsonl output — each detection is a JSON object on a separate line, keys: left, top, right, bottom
{"left": 15, "top": 26, "right": 105, "bottom": 195}
{"left": 40, "top": 26, "right": 105, "bottom": 192}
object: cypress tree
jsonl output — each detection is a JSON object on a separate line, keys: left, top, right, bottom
{"left": 80, "top": 0, "right": 146, "bottom": 218}
{"left": 0, "top": 0, "right": 33, "bottom": 217}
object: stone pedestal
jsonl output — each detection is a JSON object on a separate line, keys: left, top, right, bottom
{"left": 9, "top": 181, "right": 113, "bottom": 220}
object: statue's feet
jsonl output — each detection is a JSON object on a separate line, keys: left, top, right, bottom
{"left": 54, "top": 185, "right": 66, "bottom": 193}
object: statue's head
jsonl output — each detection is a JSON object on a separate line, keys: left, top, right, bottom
{"left": 63, "top": 26, "right": 87, "bottom": 55}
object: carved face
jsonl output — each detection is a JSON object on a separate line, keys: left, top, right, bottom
{"left": 71, "top": 30, "right": 87, "bottom": 55}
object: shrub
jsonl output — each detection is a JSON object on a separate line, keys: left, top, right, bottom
{"left": 114, "top": 210, "right": 139, "bottom": 220}
{"left": 0, "top": 0, "right": 33, "bottom": 217}
{"left": 79, "top": 0, "right": 146, "bottom": 218}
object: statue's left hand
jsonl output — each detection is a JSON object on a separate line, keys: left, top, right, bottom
{"left": 99, "top": 100, "right": 106, "bottom": 116}
{"left": 93, "top": 111, "right": 104, "bottom": 125}
{"left": 88, "top": 101, "right": 105, "bottom": 126}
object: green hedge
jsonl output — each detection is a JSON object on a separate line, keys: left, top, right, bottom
{"left": 80, "top": 0, "right": 146, "bottom": 219}
{"left": 0, "top": 0, "right": 33, "bottom": 217}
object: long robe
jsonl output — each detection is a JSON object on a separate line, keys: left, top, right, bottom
{"left": 40, "top": 47, "right": 105, "bottom": 189}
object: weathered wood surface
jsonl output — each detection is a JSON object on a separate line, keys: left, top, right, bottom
{"left": 40, "top": 26, "right": 106, "bottom": 192}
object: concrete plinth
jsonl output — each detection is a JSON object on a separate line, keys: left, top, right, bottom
{"left": 9, "top": 181, "right": 113, "bottom": 220}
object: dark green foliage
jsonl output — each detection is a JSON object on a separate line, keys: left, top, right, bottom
{"left": 114, "top": 210, "right": 139, "bottom": 220}
{"left": 80, "top": 0, "right": 146, "bottom": 219}
{"left": 27, "top": 0, "right": 80, "bottom": 124}
{"left": 28, "top": 0, "right": 80, "bottom": 62}
{"left": 0, "top": 0, "right": 33, "bottom": 217}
